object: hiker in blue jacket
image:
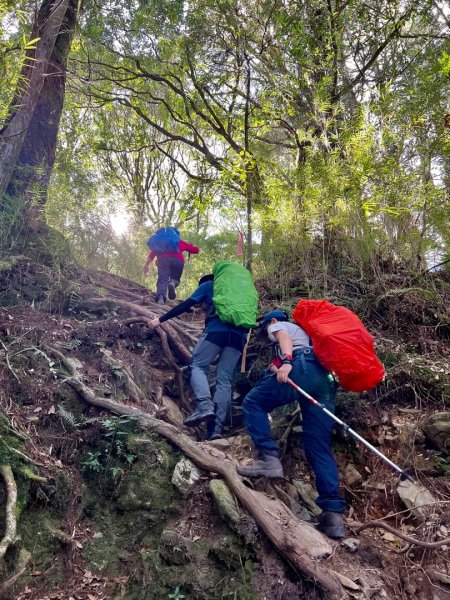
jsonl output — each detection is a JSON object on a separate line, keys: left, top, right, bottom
{"left": 149, "top": 274, "right": 247, "bottom": 439}
{"left": 236, "top": 310, "right": 346, "bottom": 539}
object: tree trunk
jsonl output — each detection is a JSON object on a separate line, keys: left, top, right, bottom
{"left": 0, "top": 0, "right": 79, "bottom": 223}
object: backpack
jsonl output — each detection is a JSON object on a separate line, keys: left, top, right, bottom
{"left": 212, "top": 261, "right": 259, "bottom": 329}
{"left": 146, "top": 227, "right": 180, "bottom": 254}
{"left": 292, "top": 299, "right": 385, "bottom": 392}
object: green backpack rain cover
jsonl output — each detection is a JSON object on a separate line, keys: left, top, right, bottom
{"left": 212, "top": 260, "right": 259, "bottom": 329}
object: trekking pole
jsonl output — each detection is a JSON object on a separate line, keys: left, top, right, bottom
{"left": 286, "top": 378, "right": 414, "bottom": 482}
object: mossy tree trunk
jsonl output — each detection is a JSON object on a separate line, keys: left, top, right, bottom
{"left": 0, "top": 0, "right": 80, "bottom": 231}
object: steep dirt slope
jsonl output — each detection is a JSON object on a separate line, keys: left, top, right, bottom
{"left": 0, "top": 257, "right": 449, "bottom": 600}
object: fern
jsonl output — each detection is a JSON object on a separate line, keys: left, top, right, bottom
{"left": 58, "top": 404, "right": 79, "bottom": 429}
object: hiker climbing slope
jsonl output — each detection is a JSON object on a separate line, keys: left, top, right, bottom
{"left": 149, "top": 261, "right": 258, "bottom": 440}
{"left": 237, "top": 309, "right": 347, "bottom": 539}
{"left": 143, "top": 226, "right": 199, "bottom": 304}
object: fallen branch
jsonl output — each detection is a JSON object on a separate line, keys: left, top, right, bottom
{"left": 47, "top": 346, "right": 345, "bottom": 598}
{"left": 0, "top": 465, "right": 18, "bottom": 561}
{"left": 356, "top": 520, "right": 450, "bottom": 548}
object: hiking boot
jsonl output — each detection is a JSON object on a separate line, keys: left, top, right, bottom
{"left": 183, "top": 409, "right": 216, "bottom": 427}
{"left": 156, "top": 295, "right": 165, "bottom": 304}
{"left": 317, "top": 511, "right": 345, "bottom": 539}
{"left": 208, "top": 430, "right": 223, "bottom": 441}
{"left": 167, "top": 280, "right": 177, "bottom": 300}
{"left": 237, "top": 453, "right": 283, "bottom": 478}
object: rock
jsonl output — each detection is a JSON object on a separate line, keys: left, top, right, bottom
{"left": 332, "top": 572, "right": 360, "bottom": 591}
{"left": 65, "top": 357, "right": 84, "bottom": 370}
{"left": 159, "top": 528, "right": 194, "bottom": 565}
{"left": 356, "top": 575, "right": 387, "bottom": 598}
{"left": 343, "top": 463, "right": 363, "bottom": 486}
{"left": 285, "top": 482, "right": 299, "bottom": 501}
{"left": 274, "top": 485, "right": 313, "bottom": 521}
{"left": 209, "top": 479, "right": 258, "bottom": 543}
{"left": 172, "top": 457, "right": 201, "bottom": 496}
{"left": 422, "top": 411, "right": 450, "bottom": 455}
{"left": 292, "top": 480, "right": 321, "bottom": 515}
{"left": 116, "top": 434, "right": 178, "bottom": 510}
{"left": 209, "top": 479, "right": 241, "bottom": 525}
{"left": 342, "top": 537, "right": 360, "bottom": 552}
{"left": 161, "top": 395, "right": 184, "bottom": 426}
{"left": 397, "top": 479, "right": 437, "bottom": 519}
{"left": 291, "top": 502, "right": 313, "bottom": 522}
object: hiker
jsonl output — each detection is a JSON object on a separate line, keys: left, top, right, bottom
{"left": 236, "top": 310, "right": 346, "bottom": 539}
{"left": 143, "top": 227, "right": 199, "bottom": 304}
{"left": 148, "top": 273, "right": 249, "bottom": 440}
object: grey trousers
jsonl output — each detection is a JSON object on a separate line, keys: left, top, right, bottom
{"left": 190, "top": 333, "right": 242, "bottom": 430}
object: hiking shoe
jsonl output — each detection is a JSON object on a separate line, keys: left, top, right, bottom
{"left": 237, "top": 454, "right": 283, "bottom": 478}
{"left": 183, "top": 409, "right": 216, "bottom": 427}
{"left": 317, "top": 511, "right": 345, "bottom": 539}
{"left": 167, "top": 280, "right": 177, "bottom": 300}
{"left": 156, "top": 295, "right": 165, "bottom": 304}
{"left": 208, "top": 432, "right": 223, "bottom": 441}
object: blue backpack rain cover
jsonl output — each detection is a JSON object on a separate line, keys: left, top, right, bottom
{"left": 147, "top": 227, "right": 180, "bottom": 254}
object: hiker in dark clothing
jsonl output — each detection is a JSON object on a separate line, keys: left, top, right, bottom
{"left": 144, "top": 238, "right": 199, "bottom": 304}
{"left": 236, "top": 310, "right": 346, "bottom": 539}
{"left": 149, "top": 275, "right": 247, "bottom": 439}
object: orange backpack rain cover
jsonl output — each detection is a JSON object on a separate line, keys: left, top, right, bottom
{"left": 292, "top": 300, "right": 385, "bottom": 392}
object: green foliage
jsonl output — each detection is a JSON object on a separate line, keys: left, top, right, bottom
{"left": 0, "top": 0, "right": 36, "bottom": 122}
{"left": 0, "top": 192, "right": 26, "bottom": 253}
{"left": 168, "top": 586, "right": 185, "bottom": 600}
{"left": 3, "top": 0, "right": 447, "bottom": 283}
{"left": 80, "top": 417, "right": 138, "bottom": 486}
{"left": 434, "top": 454, "right": 450, "bottom": 476}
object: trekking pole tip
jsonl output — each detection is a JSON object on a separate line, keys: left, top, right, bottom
{"left": 399, "top": 469, "right": 415, "bottom": 483}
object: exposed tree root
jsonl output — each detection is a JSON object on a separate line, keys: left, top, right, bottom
{"left": 119, "top": 317, "right": 191, "bottom": 410}
{"left": 96, "top": 283, "right": 152, "bottom": 304}
{"left": 279, "top": 406, "right": 301, "bottom": 453}
{"left": 0, "top": 465, "right": 18, "bottom": 561}
{"left": 154, "top": 327, "right": 190, "bottom": 410}
{"left": 79, "top": 297, "right": 194, "bottom": 363}
{"left": 47, "top": 525, "right": 76, "bottom": 549}
{"left": 47, "top": 345, "right": 346, "bottom": 599}
{"left": 100, "top": 348, "right": 147, "bottom": 403}
{"left": 0, "top": 548, "right": 31, "bottom": 599}
{"left": 356, "top": 520, "right": 450, "bottom": 548}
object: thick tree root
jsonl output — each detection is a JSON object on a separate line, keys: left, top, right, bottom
{"left": 79, "top": 297, "right": 194, "bottom": 363}
{"left": 47, "top": 346, "right": 346, "bottom": 599}
{"left": 0, "top": 465, "right": 17, "bottom": 561}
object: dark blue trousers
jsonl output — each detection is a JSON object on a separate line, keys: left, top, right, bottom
{"left": 156, "top": 255, "right": 184, "bottom": 299}
{"left": 242, "top": 349, "right": 346, "bottom": 513}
